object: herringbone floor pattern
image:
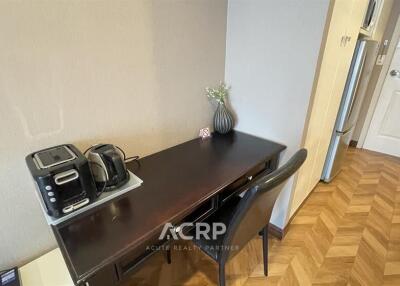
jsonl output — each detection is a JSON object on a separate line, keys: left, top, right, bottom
{"left": 243, "top": 147, "right": 400, "bottom": 286}
{"left": 124, "top": 148, "right": 400, "bottom": 286}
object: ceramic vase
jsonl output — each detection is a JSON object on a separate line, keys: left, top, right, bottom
{"left": 214, "top": 101, "right": 234, "bottom": 134}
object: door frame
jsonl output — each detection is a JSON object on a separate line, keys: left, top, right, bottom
{"left": 358, "top": 15, "right": 400, "bottom": 147}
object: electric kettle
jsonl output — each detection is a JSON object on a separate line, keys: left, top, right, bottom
{"left": 86, "top": 144, "right": 129, "bottom": 190}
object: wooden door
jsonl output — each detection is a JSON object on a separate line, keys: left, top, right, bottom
{"left": 364, "top": 40, "right": 400, "bottom": 157}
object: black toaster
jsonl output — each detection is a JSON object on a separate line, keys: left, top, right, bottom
{"left": 26, "top": 144, "right": 97, "bottom": 218}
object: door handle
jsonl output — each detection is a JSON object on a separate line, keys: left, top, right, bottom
{"left": 340, "top": 36, "right": 346, "bottom": 47}
{"left": 340, "top": 35, "right": 351, "bottom": 47}
{"left": 390, "top": 70, "right": 400, "bottom": 77}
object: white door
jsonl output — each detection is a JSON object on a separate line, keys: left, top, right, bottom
{"left": 364, "top": 41, "right": 400, "bottom": 157}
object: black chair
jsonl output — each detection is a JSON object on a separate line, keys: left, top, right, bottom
{"left": 190, "top": 149, "right": 307, "bottom": 286}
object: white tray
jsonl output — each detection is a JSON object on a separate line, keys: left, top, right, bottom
{"left": 35, "top": 170, "right": 143, "bottom": 226}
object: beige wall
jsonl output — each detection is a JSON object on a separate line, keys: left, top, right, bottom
{"left": 0, "top": 0, "right": 227, "bottom": 269}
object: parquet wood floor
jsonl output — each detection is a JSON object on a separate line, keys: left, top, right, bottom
{"left": 124, "top": 148, "right": 400, "bottom": 286}
{"left": 241, "top": 148, "right": 400, "bottom": 286}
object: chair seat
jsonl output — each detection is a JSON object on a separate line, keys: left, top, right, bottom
{"left": 190, "top": 195, "right": 242, "bottom": 261}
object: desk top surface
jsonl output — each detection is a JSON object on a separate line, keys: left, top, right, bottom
{"left": 56, "top": 131, "right": 286, "bottom": 279}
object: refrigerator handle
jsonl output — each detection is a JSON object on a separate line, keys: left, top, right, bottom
{"left": 337, "top": 40, "right": 367, "bottom": 131}
{"left": 346, "top": 50, "right": 367, "bottom": 121}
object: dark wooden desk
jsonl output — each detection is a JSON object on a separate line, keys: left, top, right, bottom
{"left": 52, "top": 131, "right": 286, "bottom": 285}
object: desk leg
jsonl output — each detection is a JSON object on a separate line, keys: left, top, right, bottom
{"left": 166, "top": 244, "right": 171, "bottom": 264}
{"left": 262, "top": 226, "right": 268, "bottom": 276}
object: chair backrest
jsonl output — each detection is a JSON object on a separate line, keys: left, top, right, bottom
{"left": 219, "top": 149, "right": 307, "bottom": 265}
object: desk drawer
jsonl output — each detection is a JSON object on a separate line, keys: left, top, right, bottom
{"left": 181, "top": 198, "right": 217, "bottom": 234}
{"left": 82, "top": 264, "right": 118, "bottom": 286}
{"left": 219, "top": 161, "right": 272, "bottom": 205}
{"left": 116, "top": 198, "right": 216, "bottom": 281}
{"left": 116, "top": 236, "right": 167, "bottom": 281}
{"left": 183, "top": 198, "right": 216, "bottom": 224}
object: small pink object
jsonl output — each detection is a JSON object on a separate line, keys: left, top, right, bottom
{"left": 199, "top": 127, "right": 211, "bottom": 139}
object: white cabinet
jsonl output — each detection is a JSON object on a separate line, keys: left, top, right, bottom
{"left": 290, "top": 0, "right": 369, "bottom": 216}
{"left": 19, "top": 248, "right": 73, "bottom": 286}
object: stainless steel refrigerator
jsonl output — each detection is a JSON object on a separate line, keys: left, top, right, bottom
{"left": 322, "top": 39, "right": 375, "bottom": 182}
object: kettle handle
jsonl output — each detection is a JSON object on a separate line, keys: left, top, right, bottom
{"left": 110, "top": 150, "right": 127, "bottom": 180}
{"left": 102, "top": 148, "right": 127, "bottom": 181}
